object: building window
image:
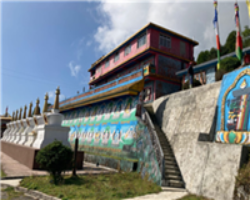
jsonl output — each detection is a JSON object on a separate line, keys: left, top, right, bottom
{"left": 180, "top": 41, "right": 186, "bottom": 56}
{"left": 114, "top": 52, "right": 119, "bottom": 62}
{"left": 124, "top": 44, "right": 131, "bottom": 56}
{"left": 137, "top": 33, "right": 146, "bottom": 48}
{"left": 159, "top": 35, "right": 171, "bottom": 48}
{"left": 105, "top": 59, "right": 109, "bottom": 68}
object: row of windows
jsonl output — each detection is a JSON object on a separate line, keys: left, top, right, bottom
{"left": 104, "top": 33, "right": 146, "bottom": 68}
{"left": 102, "top": 33, "right": 187, "bottom": 70}
{"left": 159, "top": 35, "right": 186, "bottom": 57}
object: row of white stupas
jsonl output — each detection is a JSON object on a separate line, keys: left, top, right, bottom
{"left": 1, "top": 87, "right": 71, "bottom": 149}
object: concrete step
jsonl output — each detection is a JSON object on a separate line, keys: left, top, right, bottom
{"left": 161, "top": 186, "right": 186, "bottom": 192}
{"left": 165, "top": 160, "right": 177, "bottom": 165}
{"left": 165, "top": 169, "right": 181, "bottom": 176}
{"left": 165, "top": 174, "right": 182, "bottom": 181}
{"left": 164, "top": 156, "right": 176, "bottom": 161}
{"left": 169, "top": 180, "right": 185, "bottom": 188}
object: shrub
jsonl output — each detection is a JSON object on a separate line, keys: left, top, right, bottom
{"left": 183, "top": 79, "right": 202, "bottom": 90}
{"left": 36, "top": 140, "right": 73, "bottom": 184}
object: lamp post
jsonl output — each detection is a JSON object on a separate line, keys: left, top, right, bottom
{"left": 72, "top": 126, "right": 80, "bottom": 177}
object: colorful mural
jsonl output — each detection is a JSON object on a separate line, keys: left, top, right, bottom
{"left": 61, "top": 95, "right": 162, "bottom": 185}
{"left": 215, "top": 66, "right": 250, "bottom": 145}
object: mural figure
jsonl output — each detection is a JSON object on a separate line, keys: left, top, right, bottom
{"left": 94, "top": 131, "right": 101, "bottom": 144}
{"left": 112, "top": 129, "right": 121, "bottom": 146}
{"left": 96, "top": 104, "right": 104, "bottom": 121}
{"left": 123, "top": 99, "right": 132, "bottom": 118}
{"left": 90, "top": 107, "right": 97, "bottom": 122}
{"left": 102, "top": 128, "right": 110, "bottom": 145}
{"left": 113, "top": 101, "right": 122, "bottom": 119}
{"left": 87, "top": 130, "right": 94, "bottom": 143}
{"left": 226, "top": 79, "right": 250, "bottom": 131}
{"left": 104, "top": 103, "right": 113, "bottom": 120}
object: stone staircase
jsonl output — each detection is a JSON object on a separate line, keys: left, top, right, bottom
{"left": 144, "top": 104, "right": 185, "bottom": 189}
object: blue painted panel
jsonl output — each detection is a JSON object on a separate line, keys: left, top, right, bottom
{"left": 215, "top": 65, "right": 250, "bottom": 145}
{"left": 205, "top": 66, "right": 216, "bottom": 84}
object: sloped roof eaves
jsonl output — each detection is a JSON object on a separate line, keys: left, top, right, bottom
{"left": 176, "top": 46, "right": 250, "bottom": 77}
{"left": 60, "top": 80, "right": 144, "bottom": 112}
{"left": 89, "top": 22, "right": 199, "bottom": 72}
{"left": 60, "top": 74, "right": 143, "bottom": 108}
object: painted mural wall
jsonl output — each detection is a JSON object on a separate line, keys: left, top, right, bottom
{"left": 61, "top": 95, "right": 162, "bottom": 185}
{"left": 205, "top": 66, "right": 216, "bottom": 84}
{"left": 215, "top": 66, "right": 250, "bottom": 145}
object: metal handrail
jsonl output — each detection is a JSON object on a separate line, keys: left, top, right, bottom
{"left": 142, "top": 107, "right": 165, "bottom": 180}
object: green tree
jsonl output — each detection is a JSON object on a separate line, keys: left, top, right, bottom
{"left": 220, "top": 57, "right": 241, "bottom": 72}
{"left": 209, "top": 47, "right": 217, "bottom": 60}
{"left": 224, "top": 30, "right": 236, "bottom": 54}
{"left": 242, "top": 26, "right": 250, "bottom": 48}
{"left": 36, "top": 140, "right": 73, "bottom": 184}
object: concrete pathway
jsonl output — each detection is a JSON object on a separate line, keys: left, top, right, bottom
{"left": 1, "top": 179, "right": 22, "bottom": 187}
{"left": 1, "top": 151, "right": 115, "bottom": 178}
{"left": 124, "top": 191, "right": 188, "bottom": 200}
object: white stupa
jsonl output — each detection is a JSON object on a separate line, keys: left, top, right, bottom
{"left": 32, "top": 87, "right": 70, "bottom": 149}
{"left": 22, "top": 102, "right": 36, "bottom": 146}
{"left": 24, "top": 98, "right": 44, "bottom": 147}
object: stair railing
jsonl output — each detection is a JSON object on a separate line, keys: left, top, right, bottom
{"left": 142, "top": 107, "right": 165, "bottom": 182}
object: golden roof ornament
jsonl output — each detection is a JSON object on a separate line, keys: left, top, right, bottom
{"left": 42, "top": 93, "right": 49, "bottom": 113}
{"left": 23, "top": 105, "right": 27, "bottom": 119}
{"left": 19, "top": 107, "right": 23, "bottom": 120}
{"left": 53, "top": 86, "right": 60, "bottom": 110}
{"left": 34, "top": 98, "right": 41, "bottom": 116}
{"left": 28, "top": 102, "right": 33, "bottom": 117}
{"left": 15, "top": 110, "right": 19, "bottom": 121}
{"left": 12, "top": 111, "right": 15, "bottom": 121}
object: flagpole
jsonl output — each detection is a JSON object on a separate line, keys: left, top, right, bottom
{"left": 213, "top": 0, "right": 221, "bottom": 71}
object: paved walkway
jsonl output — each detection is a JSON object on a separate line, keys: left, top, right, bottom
{"left": 1, "top": 151, "right": 116, "bottom": 178}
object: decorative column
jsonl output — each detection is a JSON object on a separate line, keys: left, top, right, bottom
{"left": 5, "top": 112, "right": 16, "bottom": 141}
{"left": 23, "top": 102, "right": 36, "bottom": 146}
{"left": 13, "top": 107, "right": 24, "bottom": 143}
{"left": 9, "top": 110, "right": 19, "bottom": 142}
{"left": 18, "top": 105, "right": 28, "bottom": 145}
{"left": 25, "top": 98, "right": 43, "bottom": 147}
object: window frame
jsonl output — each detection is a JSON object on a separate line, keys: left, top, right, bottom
{"left": 105, "top": 59, "right": 110, "bottom": 68}
{"left": 114, "top": 52, "right": 120, "bottom": 62}
{"left": 137, "top": 32, "right": 146, "bottom": 48}
{"left": 180, "top": 41, "right": 186, "bottom": 56}
{"left": 124, "top": 44, "right": 131, "bottom": 56}
{"left": 159, "top": 34, "right": 171, "bottom": 49}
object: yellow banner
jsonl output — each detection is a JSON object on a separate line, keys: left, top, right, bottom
{"left": 247, "top": 0, "right": 250, "bottom": 18}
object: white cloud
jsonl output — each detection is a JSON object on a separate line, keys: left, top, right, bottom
{"left": 48, "top": 91, "right": 66, "bottom": 102}
{"left": 86, "top": 40, "right": 92, "bottom": 46}
{"left": 93, "top": 1, "right": 249, "bottom": 59}
{"left": 68, "top": 61, "right": 81, "bottom": 77}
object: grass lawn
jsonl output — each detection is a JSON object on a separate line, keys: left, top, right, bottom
{"left": 20, "top": 173, "right": 161, "bottom": 200}
{"left": 1, "top": 168, "right": 6, "bottom": 178}
{"left": 177, "top": 194, "right": 213, "bottom": 200}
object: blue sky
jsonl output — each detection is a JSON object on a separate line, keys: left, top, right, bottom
{"left": 1, "top": 1, "right": 249, "bottom": 115}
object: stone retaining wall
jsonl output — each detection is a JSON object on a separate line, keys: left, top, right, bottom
{"left": 152, "top": 81, "right": 248, "bottom": 200}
